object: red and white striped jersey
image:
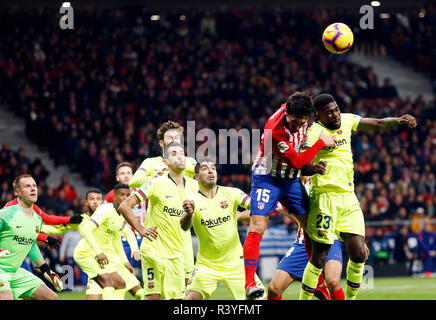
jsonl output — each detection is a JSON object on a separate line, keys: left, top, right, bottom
{"left": 252, "top": 104, "right": 308, "bottom": 179}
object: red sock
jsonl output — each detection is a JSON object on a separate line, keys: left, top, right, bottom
{"left": 243, "top": 232, "right": 262, "bottom": 289}
{"left": 328, "top": 287, "right": 345, "bottom": 300}
{"left": 315, "top": 273, "right": 331, "bottom": 300}
{"left": 267, "top": 295, "right": 282, "bottom": 300}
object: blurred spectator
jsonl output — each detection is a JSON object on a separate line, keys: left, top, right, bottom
{"left": 393, "top": 225, "right": 415, "bottom": 263}
{"left": 417, "top": 223, "right": 436, "bottom": 276}
{"left": 368, "top": 228, "right": 390, "bottom": 265}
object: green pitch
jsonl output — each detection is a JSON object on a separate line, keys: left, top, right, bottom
{"left": 58, "top": 276, "right": 436, "bottom": 300}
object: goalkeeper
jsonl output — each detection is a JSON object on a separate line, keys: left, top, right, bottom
{"left": 0, "top": 175, "right": 62, "bottom": 300}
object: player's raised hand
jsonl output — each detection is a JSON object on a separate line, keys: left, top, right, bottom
{"left": 183, "top": 199, "right": 195, "bottom": 215}
{"left": 319, "top": 129, "right": 336, "bottom": 147}
{"left": 398, "top": 114, "right": 417, "bottom": 128}
{"left": 95, "top": 252, "right": 109, "bottom": 268}
{"left": 132, "top": 250, "right": 141, "bottom": 261}
{"left": 140, "top": 226, "right": 158, "bottom": 241}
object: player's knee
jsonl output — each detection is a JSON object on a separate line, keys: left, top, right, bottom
{"left": 350, "top": 247, "right": 367, "bottom": 264}
{"left": 267, "top": 281, "right": 282, "bottom": 297}
{"left": 325, "top": 276, "right": 340, "bottom": 290}
{"left": 249, "top": 216, "right": 268, "bottom": 235}
{"left": 113, "top": 278, "right": 126, "bottom": 289}
{"left": 96, "top": 275, "right": 114, "bottom": 288}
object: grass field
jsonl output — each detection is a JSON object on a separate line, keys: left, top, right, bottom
{"left": 57, "top": 276, "right": 436, "bottom": 300}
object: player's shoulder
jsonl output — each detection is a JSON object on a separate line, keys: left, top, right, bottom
{"left": 219, "top": 186, "right": 247, "bottom": 198}
{"left": 104, "top": 189, "right": 115, "bottom": 203}
{"left": 140, "top": 156, "right": 162, "bottom": 167}
{"left": 95, "top": 203, "right": 114, "bottom": 213}
{"left": 341, "top": 113, "right": 362, "bottom": 122}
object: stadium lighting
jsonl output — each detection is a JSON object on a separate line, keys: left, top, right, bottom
{"left": 61, "top": 2, "right": 71, "bottom": 7}
{"left": 371, "top": 1, "right": 381, "bottom": 6}
{"left": 150, "top": 15, "right": 160, "bottom": 21}
{"left": 380, "top": 13, "right": 390, "bottom": 19}
{"left": 180, "top": 15, "right": 186, "bottom": 21}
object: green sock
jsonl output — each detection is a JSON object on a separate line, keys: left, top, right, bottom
{"left": 299, "top": 262, "right": 323, "bottom": 300}
{"left": 346, "top": 259, "right": 364, "bottom": 300}
{"left": 102, "top": 287, "right": 115, "bottom": 300}
{"left": 114, "top": 289, "right": 126, "bottom": 300}
{"left": 134, "top": 288, "right": 145, "bottom": 300}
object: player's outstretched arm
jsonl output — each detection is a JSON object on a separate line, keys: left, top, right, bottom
{"left": 118, "top": 194, "right": 158, "bottom": 241}
{"left": 357, "top": 114, "right": 417, "bottom": 131}
{"left": 180, "top": 200, "right": 195, "bottom": 231}
{"left": 121, "top": 223, "right": 140, "bottom": 260}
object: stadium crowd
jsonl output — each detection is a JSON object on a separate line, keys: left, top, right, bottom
{"left": 0, "top": 6, "right": 435, "bottom": 277}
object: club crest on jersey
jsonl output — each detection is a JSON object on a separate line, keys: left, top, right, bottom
{"left": 336, "top": 129, "right": 343, "bottom": 135}
{"left": 35, "top": 226, "right": 40, "bottom": 233}
{"left": 258, "top": 203, "right": 265, "bottom": 210}
{"left": 277, "top": 141, "right": 289, "bottom": 153}
{"left": 318, "top": 230, "right": 325, "bottom": 237}
{"left": 0, "top": 282, "right": 3, "bottom": 287}
{"left": 148, "top": 282, "right": 154, "bottom": 289}
{"left": 220, "top": 201, "right": 229, "bottom": 209}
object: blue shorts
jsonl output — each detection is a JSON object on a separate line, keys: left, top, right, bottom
{"left": 250, "top": 174, "right": 309, "bottom": 217}
{"left": 277, "top": 239, "right": 343, "bottom": 281}
{"left": 123, "top": 238, "right": 143, "bottom": 269}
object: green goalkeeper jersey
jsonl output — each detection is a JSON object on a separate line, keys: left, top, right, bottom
{"left": 0, "top": 205, "right": 43, "bottom": 272}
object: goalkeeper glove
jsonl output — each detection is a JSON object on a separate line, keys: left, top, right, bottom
{"left": 39, "top": 263, "right": 63, "bottom": 292}
{"left": 45, "top": 236, "right": 61, "bottom": 249}
{"left": 69, "top": 215, "right": 83, "bottom": 224}
{"left": 0, "top": 249, "right": 10, "bottom": 257}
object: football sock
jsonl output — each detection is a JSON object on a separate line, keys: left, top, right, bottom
{"left": 329, "top": 287, "right": 345, "bottom": 300}
{"left": 102, "top": 286, "right": 115, "bottom": 300}
{"left": 346, "top": 259, "right": 364, "bottom": 300}
{"left": 316, "top": 275, "right": 330, "bottom": 300}
{"left": 114, "top": 289, "right": 126, "bottom": 300}
{"left": 299, "top": 262, "right": 323, "bottom": 300}
{"left": 134, "top": 288, "right": 145, "bottom": 300}
{"left": 243, "top": 232, "right": 262, "bottom": 288}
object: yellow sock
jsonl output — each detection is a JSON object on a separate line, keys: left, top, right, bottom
{"left": 102, "top": 287, "right": 115, "bottom": 300}
{"left": 134, "top": 288, "right": 145, "bottom": 300}
{"left": 114, "top": 289, "right": 126, "bottom": 300}
{"left": 346, "top": 259, "right": 364, "bottom": 300}
{"left": 299, "top": 262, "right": 323, "bottom": 300}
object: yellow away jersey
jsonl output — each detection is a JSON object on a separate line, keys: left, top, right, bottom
{"left": 192, "top": 186, "right": 250, "bottom": 269}
{"left": 306, "top": 113, "right": 361, "bottom": 193}
{"left": 129, "top": 156, "right": 197, "bottom": 188}
{"left": 134, "top": 173, "right": 199, "bottom": 259}
{"left": 76, "top": 203, "right": 128, "bottom": 256}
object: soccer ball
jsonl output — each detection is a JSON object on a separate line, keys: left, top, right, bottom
{"left": 322, "top": 23, "right": 354, "bottom": 54}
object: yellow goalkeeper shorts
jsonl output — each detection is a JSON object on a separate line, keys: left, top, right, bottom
{"left": 307, "top": 191, "right": 365, "bottom": 244}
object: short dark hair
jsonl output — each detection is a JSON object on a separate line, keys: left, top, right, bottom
{"left": 157, "top": 121, "right": 183, "bottom": 141}
{"left": 163, "top": 142, "right": 184, "bottom": 159}
{"left": 114, "top": 183, "right": 130, "bottom": 191}
{"left": 194, "top": 158, "right": 215, "bottom": 174}
{"left": 313, "top": 93, "right": 335, "bottom": 111}
{"left": 285, "top": 91, "right": 314, "bottom": 117}
{"left": 85, "top": 188, "right": 102, "bottom": 200}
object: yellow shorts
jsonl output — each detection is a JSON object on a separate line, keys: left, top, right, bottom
{"left": 307, "top": 191, "right": 365, "bottom": 244}
{"left": 73, "top": 248, "right": 117, "bottom": 279}
{"left": 186, "top": 264, "right": 265, "bottom": 300}
{"left": 141, "top": 247, "right": 184, "bottom": 300}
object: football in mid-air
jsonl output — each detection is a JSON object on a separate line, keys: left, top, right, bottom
{"left": 322, "top": 23, "right": 354, "bottom": 54}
